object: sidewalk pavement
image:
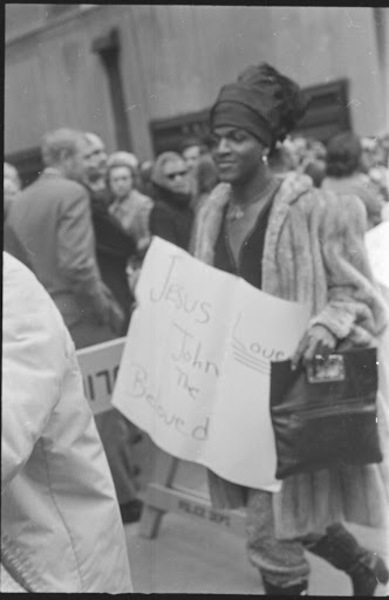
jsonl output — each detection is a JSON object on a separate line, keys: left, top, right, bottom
{"left": 126, "top": 436, "right": 389, "bottom": 595}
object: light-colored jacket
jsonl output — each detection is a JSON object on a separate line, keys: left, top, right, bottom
{"left": 191, "top": 172, "right": 389, "bottom": 539}
{"left": 1, "top": 253, "right": 133, "bottom": 593}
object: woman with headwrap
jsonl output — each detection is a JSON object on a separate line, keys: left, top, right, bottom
{"left": 149, "top": 151, "right": 194, "bottom": 251}
{"left": 190, "top": 63, "right": 388, "bottom": 596}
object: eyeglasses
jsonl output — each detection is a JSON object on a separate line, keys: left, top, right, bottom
{"left": 166, "top": 170, "right": 188, "bottom": 180}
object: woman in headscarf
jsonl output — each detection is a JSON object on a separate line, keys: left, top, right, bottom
{"left": 190, "top": 63, "right": 388, "bottom": 596}
{"left": 149, "top": 151, "right": 194, "bottom": 251}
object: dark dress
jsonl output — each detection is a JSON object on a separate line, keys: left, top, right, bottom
{"left": 149, "top": 184, "right": 194, "bottom": 251}
{"left": 213, "top": 199, "right": 273, "bottom": 289}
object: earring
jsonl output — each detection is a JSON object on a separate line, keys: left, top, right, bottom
{"left": 262, "top": 153, "right": 268, "bottom": 166}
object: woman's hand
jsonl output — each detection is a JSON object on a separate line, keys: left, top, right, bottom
{"left": 291, "top": 324, "right": 337, "bottom": 370}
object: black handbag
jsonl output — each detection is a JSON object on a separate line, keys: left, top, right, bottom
{"left": 270, "top": 348, "right": 383, "bottom": 480}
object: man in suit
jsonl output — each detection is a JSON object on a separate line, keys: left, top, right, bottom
{"left": 5, "top": 128, "right": 143, "bottom": 523}
{"left": 4, "top": 128, "right": 124, "bottom": 350}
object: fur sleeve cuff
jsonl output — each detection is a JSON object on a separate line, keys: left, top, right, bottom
{"left": 310, "top": 304, "right": 356, "bottom": 340}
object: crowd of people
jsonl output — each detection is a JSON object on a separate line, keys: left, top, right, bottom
{"left": 2, "top": 60, "right": 389, "bottom": 594}
{"left": 4, "top": 122, "right": 389, "bottom": 261}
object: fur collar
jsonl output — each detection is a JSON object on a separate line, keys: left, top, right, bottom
{"left": 191, "top": 171, "right": 313, "bottom": 265}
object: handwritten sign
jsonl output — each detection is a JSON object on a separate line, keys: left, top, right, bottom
{"left": 77, "top": 337, "right": 126, "bottom": 415}
{"left": 112, "top": 237, "right": 310, "bottom": 490}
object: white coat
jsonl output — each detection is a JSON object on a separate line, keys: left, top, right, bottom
{"left": 1, "top": 252, "right": 133, "bottom": 593}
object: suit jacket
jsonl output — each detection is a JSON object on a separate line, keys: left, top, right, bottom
{"left": 5, "top": 171, "right": 116, "bottom": 333}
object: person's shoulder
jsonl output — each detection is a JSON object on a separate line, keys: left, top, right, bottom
{"left": 41, "top": 173, "right": 88, "bottom": 196}
{"left": 12, "top": 177, "right": 42, "bottom": 204}
{"left": 3, "top": 251, "right": 32, "bottom": 281}
{"left": 3, "top": 251, "right": 68, "bottom": 375}
{"left": 4, "top": 251, "right": 66, "bottom": 331}
{"left": 281, "top": 174, "right": 365, "bottom": 233}
{"left": 27, "top": 174, "right": 89, "bottom": 205}
{"left": 57, "top": 180, "right": 91, "bottom": 213}
{"left": 131, "top": 189, "right": 154, "bottom": 207}
{"left": 284, "top": 171, "right": 362, "bottom": 211}
{"left": 318, "top": 184, "right": 365, "bottom": 211}
{"left": 55, "top": 177, "right": 89, "bottom": 199}
{"left": 196, "top": 182, "right": 230, "bottom": 219}
{"left": 278, "top": 171, "right": 317, "bottom": 212}
{"left": 314, "top": 186, "right": 368, "bottom": 236}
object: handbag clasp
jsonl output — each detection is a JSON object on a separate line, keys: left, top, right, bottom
{"left": 306, "top": 354, "right": 345, "bottom": 383}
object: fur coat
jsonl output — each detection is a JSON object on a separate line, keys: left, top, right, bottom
{"left": 190, "top": 172, "right": 388, "bottom": 539}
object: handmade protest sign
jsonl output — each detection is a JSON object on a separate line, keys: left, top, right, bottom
{"left": 112, "top": 237, "right": 310, "bottom": 490}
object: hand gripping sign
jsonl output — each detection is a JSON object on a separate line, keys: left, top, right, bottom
{"left": 111, "top": 237, "right": 310, "bottom": 491}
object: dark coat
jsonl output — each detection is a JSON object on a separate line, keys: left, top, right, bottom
{"left": 149, "top": 184, "right": 194, "bottom": 251}
{"left": 88, "top": 188, "right": 136, "bottom": 326}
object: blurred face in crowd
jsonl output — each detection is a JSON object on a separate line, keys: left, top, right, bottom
{"left": 182, "top": 145, "right": 202, "bottom": 171}
{"left": 162, "top": 157, "right": 191, "bottom": 195}
{"left": 109, "top": 165, "right": 133, "bottom": 200}
{"left": 210, "top": 127, "right": 266, "bottom": 184}
{"left": 82, "top": 134, "right": 108, "bottom": 182}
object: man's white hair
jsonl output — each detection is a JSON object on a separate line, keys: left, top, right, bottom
{"left": 41, "top": 128, "right": 85, "bottom": 167}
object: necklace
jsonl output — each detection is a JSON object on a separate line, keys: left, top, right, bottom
{"left": 227, "top": 177, "right": 278, "bottom": 222}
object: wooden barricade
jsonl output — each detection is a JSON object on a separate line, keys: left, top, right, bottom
{"left": 76, "top": 338, "right": 246, "bottom": 539}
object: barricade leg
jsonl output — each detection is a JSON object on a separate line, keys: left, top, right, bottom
{"left": 138, "top": 449, "right": 179, "bottom": 539}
